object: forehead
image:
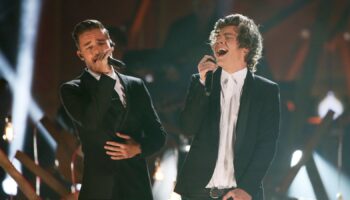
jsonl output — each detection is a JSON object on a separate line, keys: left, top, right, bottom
{"left": 216, "top": 25, "right": 238, "bottom": 35}
{"left": 78, "top": 28, "right": 108, "bottom": 44}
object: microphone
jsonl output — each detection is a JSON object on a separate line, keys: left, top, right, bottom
{"left": 204, "top": 58, "right": 216, "bottom": 96}
{"left": 108, "top": 57, "right": 126, "bottom": 68}
{"left": 205, "top": 71, "right": 213, "bottom": 96}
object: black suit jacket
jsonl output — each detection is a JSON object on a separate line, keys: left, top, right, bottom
{"left": 60, "top": 70, "right": 166, "bottom": 199}
{"left": 174, "top": 68, "right": 280, "bottom": 199}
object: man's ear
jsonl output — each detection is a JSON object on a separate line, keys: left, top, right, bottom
{"left": 109, "top": 39, "right": 115, "bottom": 47}
{"left": 109, "top": 40, "right": 115, "bottom": 52}
{"left": 76, "top": 50, "right": 84, "bottom": 61}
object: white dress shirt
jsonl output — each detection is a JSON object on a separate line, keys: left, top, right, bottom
{"left": 206, "top": 67, "right": 247, "bottom": 189}
{"left": 87, "top": 68, "right": 126, "bottom": 107}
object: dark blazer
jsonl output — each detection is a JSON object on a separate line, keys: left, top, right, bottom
{"left": 174, "top": 68, "right": 280, "bottom": 200}
{"left": 60, "top": 70, "right": 166, "bottom": 200}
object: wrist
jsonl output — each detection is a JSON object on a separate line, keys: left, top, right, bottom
{"left": 199, "top": 77, "right": 205, "bottom": 85}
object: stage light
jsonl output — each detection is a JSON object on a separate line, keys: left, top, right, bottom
{"left": 290, "top": 149, "right": 303, "bottom": 167}
{"left": 169, "top": 192, "right": 181, "bottom": 200}
{"left": 145, "top": 73, "right": 154, "bottom": 83}
{"left": 287, "top": 166, "right": 316, "bottom": 199}
{"left": 318, "top": 91, "right": 343, "bottom": 119}
{"left": 2, "top": 117, "right": 14, "bottom": 142}
{"left": 288, "top": 152, "right": 350, "bottom": 199}
{"left": 344, "top": 32, "right": 350, "bottom": 41}
{"left": 152, "top": 148, "right": 178, "bottom": 200}
{"left": 153, "top": 158, "right": 164, "bottom": 181}
{"left": 313, "top": 153, "right": 349, "bottom": 200}
{"left": 2, "top": 177, "right": 18, "bottom": 196}
{"left": 179, "top": 134, "right": 190, "bottom": 152}
{"left": 2, "top": 0, "right": 42, "bottom": 195}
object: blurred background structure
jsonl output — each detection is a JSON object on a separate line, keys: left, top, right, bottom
{"left": 0, "top": 0, "right": 350, "bottom": 199}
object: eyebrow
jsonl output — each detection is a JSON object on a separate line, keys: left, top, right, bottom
{"left": 82, "top": 41, "right": 92, "bottom": 47}
{"left": 223, "top": 33, "right": 235, "bottom": 37}
{"left": 82, "top": 38, "right": 106, "bottom": 47}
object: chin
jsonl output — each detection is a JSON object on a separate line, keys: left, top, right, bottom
{"left": 216, "top": 59, "right": 225, "bottom": 67}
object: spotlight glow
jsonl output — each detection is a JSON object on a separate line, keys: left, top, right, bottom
{"left": 291, "top": 150, "right": 303, "bottom": 167}
{"left": 2, "top": 0, "right": 43, "bottom": 195}
{"left": 287, "top": 166, "right": 316, "bottom": 199}
{"left": 152, "top": 148, "right": 178, "bottom": 200}
{"left": 313, "top": 153, "right": 350, "bottom": 200}
{"left": 153, "top": 167, "right": 165, "bottom": 181}
{"left": 3, "top": 118, "right": 14, "bottom": 142}
{"left": 288, "top": 153, "right": 350, "bottom": 199}
{"left": 318, "top": 91, "right": 343, "bottom": 119}
{"left": 2, "top": 177, "right": 18, "bottom": 195}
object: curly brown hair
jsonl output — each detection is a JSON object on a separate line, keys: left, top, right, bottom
{"left": 209, "top": 14, "right": 263, "bottom": 72}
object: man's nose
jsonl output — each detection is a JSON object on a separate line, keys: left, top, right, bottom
{"left": 92, "top": 46, "right": 103, "bottom": 56}
{"left": 215, "top": 37, "right": 224, "bottom": 45}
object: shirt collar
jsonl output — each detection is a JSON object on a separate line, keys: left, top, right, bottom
{"left": 86, "top": 67, "right": 117, "bottom": 81}
{"left": 221, "top": 67, "right": 247, "bottom": 87}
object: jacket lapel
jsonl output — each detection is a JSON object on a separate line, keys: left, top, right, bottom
{"left": 234, "top": 71, "right": 254, "bottom": 153}
{"left": 209, "top": 68, "right": 222, "bottom": 144}
{"left": 80, "top": 70, "right": 98, "bottom": 96}
{"left": 117, "top": 73, "right": 131, "bottom": 109}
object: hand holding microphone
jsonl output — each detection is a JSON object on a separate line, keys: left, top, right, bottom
{"left": 91, "top": 48, "right": 126, "bottom": 74}
{"left": 198, "top": 55, "right": 217, "bottom": 96}
{"left": 90, "top": 48, "right": 114, "bottom": 74}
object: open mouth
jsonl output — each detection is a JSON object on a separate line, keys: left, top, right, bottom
{"left": 217, "top": 48, "right": 228, "bottom": 57}
{"left": 92, "top": 56, "right": 100, "bottom": 63}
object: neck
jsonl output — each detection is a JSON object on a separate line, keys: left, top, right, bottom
{"left": 222, "top": 64, "right": 247, "bottom": 74}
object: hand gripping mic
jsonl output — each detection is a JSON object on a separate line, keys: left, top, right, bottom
{"left": 204, "top": 58, "right": 216, "bottom": 96}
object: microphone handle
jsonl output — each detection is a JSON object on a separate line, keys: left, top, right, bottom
{"left": 205, "top": 71, "right": 213, "bottom": 96}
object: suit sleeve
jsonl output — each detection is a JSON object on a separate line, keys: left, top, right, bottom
{"left": 179, "top": 74, "right": 210, "bottom": 135}
{"left": 136, "top": 80, "right": 167, "bottom": 157}
{"left": 239, "top": 84, "right": 281, "bottom": 196}
{"left": 59, "top": 75, "right": 116, "bottom": 146}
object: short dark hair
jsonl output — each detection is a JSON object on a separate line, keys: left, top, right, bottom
{"left": 209, "top": 14, "right": 263, "bottom": 72}
{"left": 72, "top": 19, "right": 113, "bottom": 48}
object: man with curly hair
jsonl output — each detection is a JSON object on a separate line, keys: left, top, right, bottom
{"left": 175, "top": 14, "right": 280, "bottom": 200}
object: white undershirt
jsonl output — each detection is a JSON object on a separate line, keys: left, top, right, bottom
{"left": 206, "top": 67, "right": 247, "bottom": 189}
{"left": 87, "top": 68, "right": 126, "bottom": 106}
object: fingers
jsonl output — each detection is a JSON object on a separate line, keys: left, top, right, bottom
{"left": 222, "top": 190, "right": 234, "bottom": 200}
{"left": 116, "top": 132, "right": 131, "bottom": 139}
{"left": 104, "top": 135, "right": 141, "bottom": 160}
{"left": 198, "top": 55, "right": 217, "bottom": 82}
{"left": 96, "top": 48, "right": 113, "bottom": 61}
{"left": 91, "top": 48, "right": 113, "bottom": 74}
{"left": 198, "top": 55, "right": 215, "bottom": 63}
{"left": 104, "top": 142, "right": 129, "bottom": 160}
{"left": 222, "top": 188, "right": 252, "bottom": 200}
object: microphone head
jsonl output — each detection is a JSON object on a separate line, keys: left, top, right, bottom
{"left": 108, "top": 57, "right": 126, "bottom": 68}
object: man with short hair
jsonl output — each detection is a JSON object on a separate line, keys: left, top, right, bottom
{"left": 60, "top": 19, "right": 166, "bottom": 200}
